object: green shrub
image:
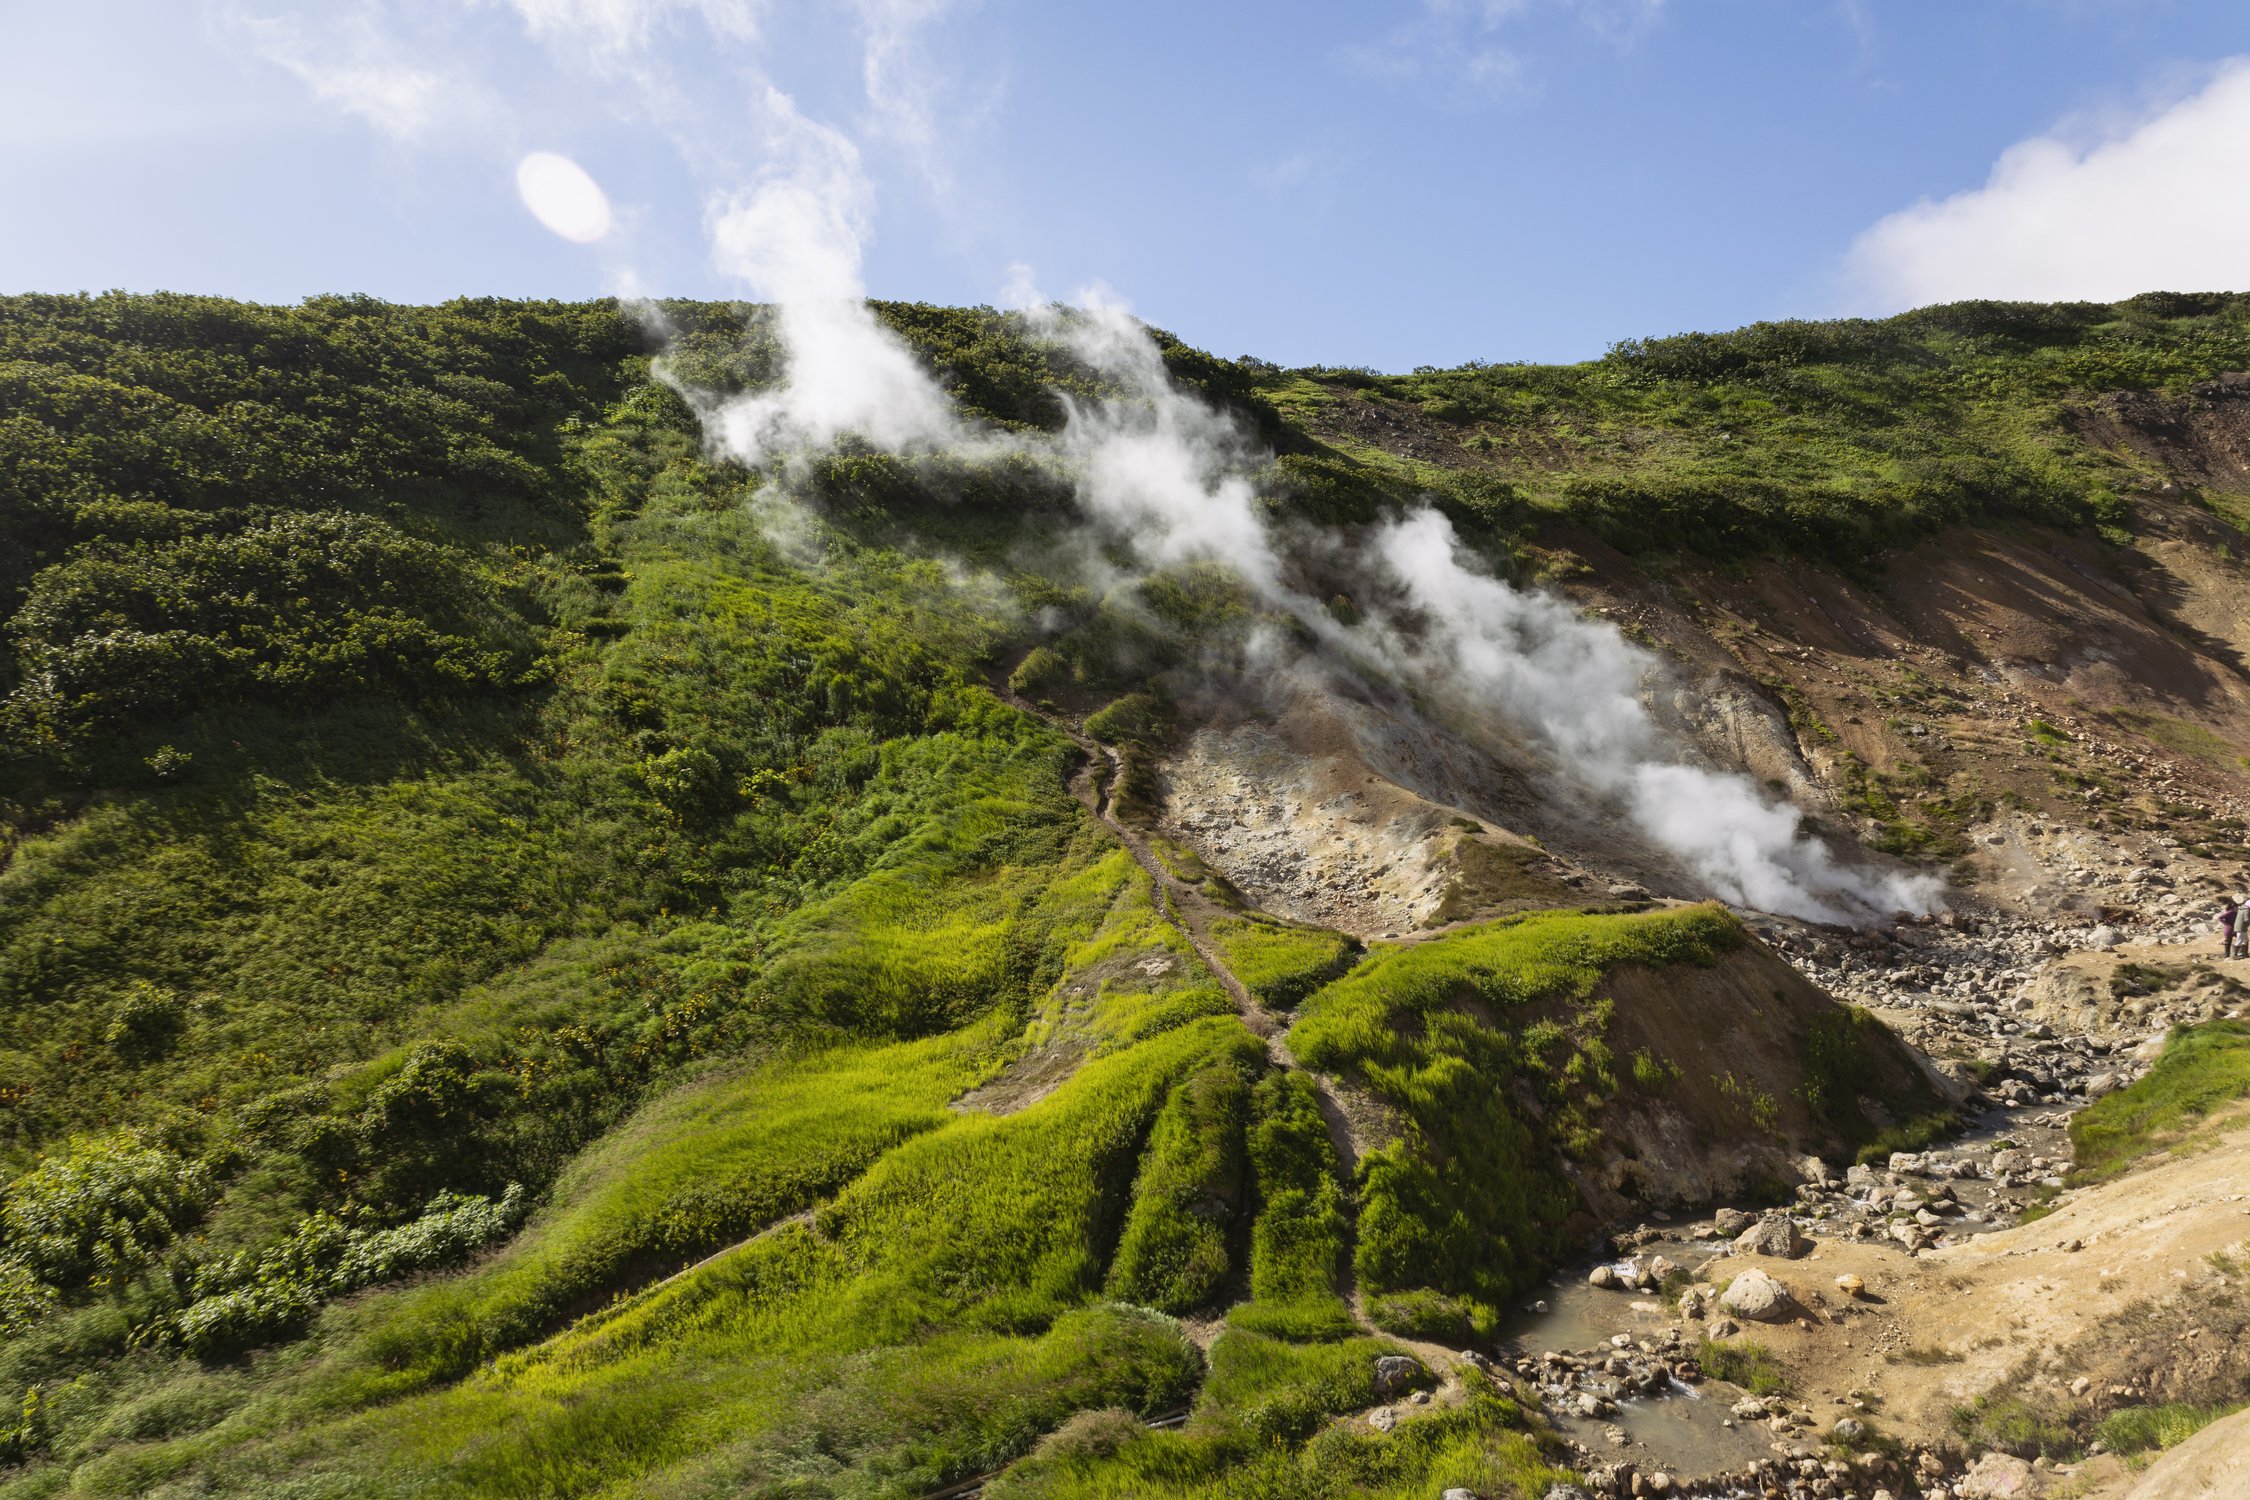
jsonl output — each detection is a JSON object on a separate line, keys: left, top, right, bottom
{"left": 1365, "top": 1288, "right": 1494, "bottom": 1345}
{"left": 1952, "top": 1391, "right": 2076, "bottom": 1458}
{"left": 1, "top": 1133, "right": 211, "bottom": 1293}
{"left": 1208, "top": 919, "right": 1359, "bottom": 1010}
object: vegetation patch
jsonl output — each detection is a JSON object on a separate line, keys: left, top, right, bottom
{"left": 1106, "top": 1062, "right": 1252, "bottom": 1314}
{"left": 985, "top": 1372, "right": 1572, "bottom": 1499}
{"left": 1698, "top": 1337, "right": 1790, "bottom": 1396}
{"left": 1228, "top": 1072, "right": 1356, "bottom": 1341}
{"left": 2095, "top": 1401, "right": 2243, "bottom": 1456}
{"left": 2070, "top": 1020, "right": 2250, "bottom": 1182}
{"left": 1208, "top": 918, "right": 1360, "bottom": 1010}
{"left": 1288, "top": 906, "right": 1740, "bottom": 1318}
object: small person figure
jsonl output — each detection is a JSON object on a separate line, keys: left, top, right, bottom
{"left": 2222, "top": 895, "right": 2239, "bottom": 959}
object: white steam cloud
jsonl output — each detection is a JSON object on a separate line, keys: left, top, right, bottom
{"left": 1006, "top": 279, "right": 1283, "bottom": 596}
{"left": 698, "top": 88, "right": 960, "bottom": 464}
{"left": 1360, "top": 512, "right": 1940, "bottom": 922}
{"left": 975, "top": 274, "right": 1936, "bottom": 923}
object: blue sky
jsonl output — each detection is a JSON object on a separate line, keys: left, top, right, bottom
{"left": 6, "top": 1, "right": 2250, "bottom": 369}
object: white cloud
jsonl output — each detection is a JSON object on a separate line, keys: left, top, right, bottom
{"left": 502, "top": 0, "right": 761, "bottom": 64}
{"left": 1346, "top": 0, "right": 1662, "bottom": 101}
{"left": 850, "top": 0, "right": 958, "bottom": 171}
{"left": 1845, "top": 59, "right": 2250, "bottom": 310}
{"left": 227, "top": 6, "right": 468, "bottom": 141}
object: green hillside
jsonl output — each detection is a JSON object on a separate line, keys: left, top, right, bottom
{"left": 0, "top": 289, "right": 2237, "bottom": 1495}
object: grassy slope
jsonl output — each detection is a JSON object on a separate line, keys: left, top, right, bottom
{"left": 1261, "top": 292, "right": 2250, "bottom": 563}
{"left": 1, "top": 289, "right": 2220, "bottom": 1493}
{"left": 2069, "top": 1019, "right": 2250, "bottom": 1183}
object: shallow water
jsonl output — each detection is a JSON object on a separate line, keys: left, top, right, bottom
{"left": 1554, "top": 1377, "right": 1780, "bottom": 1479}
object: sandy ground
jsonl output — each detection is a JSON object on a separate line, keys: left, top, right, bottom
{"left": 1709, "top": 1125, "right": 2250, "bottom": 1459}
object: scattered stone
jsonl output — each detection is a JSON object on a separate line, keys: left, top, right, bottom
{"left": 1835, "top": 1273, "right": 1866, "bottom": 1299}
{"left": 1713, "top": 1206, "right": 1752, "bottom": 1236}
{"left": 1367, "top": 1405, "right": 1396, "bottom": 1433}
{"left": 1833, "top": 1417, "right": 1867, "bottom": 1444}
{"left": 1588, "top": 1264, "right": 1619, "bottom": 1290}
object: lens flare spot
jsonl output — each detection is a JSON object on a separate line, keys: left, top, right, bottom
{"left": 515, "top": 151, "right": 612, "bottom": 244}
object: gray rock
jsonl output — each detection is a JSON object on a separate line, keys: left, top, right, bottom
{"left": 1834, "top": 1416, "right": 1867, "bottom": 1443}
{"left": 1587, "top": 1264, "right": 1620, "bottom": 1290}
{"left": 1733, "top": 1215, "right": 1808, "bottom": 1259}
{"left": 1718, "top": 1268, "right": 1795, "bottom": 1322}
{"left": 1368, "top": 1405, "right": 1396, "bottom": 1433}
{"left": 2090, "top": 924, "right": 2124, "bottom": 949}
{"left": 1713, "top": 1206, "right": 1752, "bottom": 1236}
{"left": 1542, "top": 1488, "right": 1590, "bottom": 1500}
{"left": 1442, "top": 1491, "right": 1482, "bottom": 1500}
{"left": 1372, "top": 1354, "right": 1422, "bottom": 1397}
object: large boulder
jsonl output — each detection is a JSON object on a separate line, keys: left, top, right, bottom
{"left": 1733, "top": 1215, "right": 1808, "bottom": 1259}
{"left": 1371, "top": 1354, "right": 1422, "bottom": 1398}
{"left": 1718, "top": 1268, "right": 1796, "bottom": 1322}
{"left": 1961, "top": 1451, "right": 2034, "bottom": 1499}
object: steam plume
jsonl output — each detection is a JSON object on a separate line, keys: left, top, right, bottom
{"left": 989, "top": 277, "right": 1938, "bottom": 922}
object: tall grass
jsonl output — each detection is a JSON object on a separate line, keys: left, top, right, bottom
{"left": 1227, "top": 1072, "right": 1356, "bottom": 1341}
